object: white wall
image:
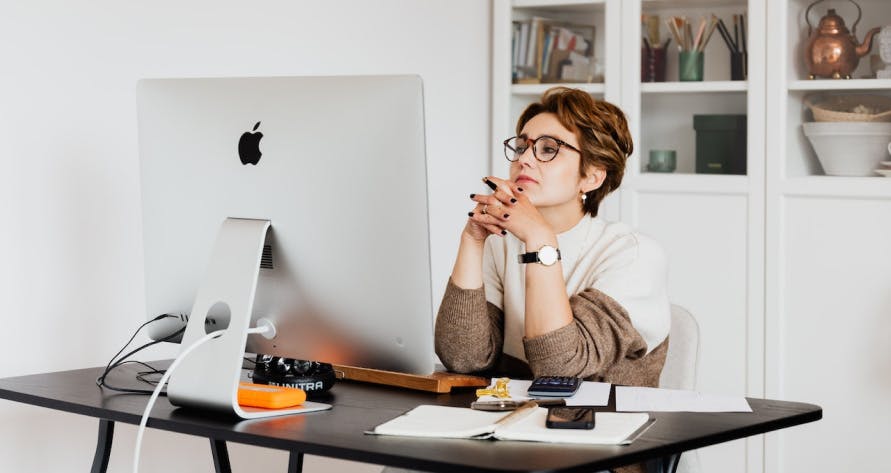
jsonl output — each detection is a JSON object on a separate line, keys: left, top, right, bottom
{"left": 0, "top": 1, "right": 491, "bottom": 471}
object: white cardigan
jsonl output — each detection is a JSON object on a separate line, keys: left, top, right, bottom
{"left": 482, "top": 214, "right": 671, "bottom": 361}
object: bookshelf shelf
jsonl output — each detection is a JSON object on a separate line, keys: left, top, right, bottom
{"left": 641, "top": 80, "right": 747, "bottom": 93}
{"left": 780, "top": 176, "right": 891, "bottom": 199}
{"left": 511, "top": 83, "right": 605, "bottom": 95}
{"left": 513, "top": 0, "right": 605, "bottom": 8}
{"left": 643, "top": 0, "right": 746, "bottom": 7}
{"left": 787, "top": 79, "right": 891, "bottom": 91}
{"left": 629, "top": 173, "right": 749, "bottom": 194}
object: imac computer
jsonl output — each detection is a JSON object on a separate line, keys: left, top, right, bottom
{"left": 136, "top": 75, "right": 434, "bottom": 418}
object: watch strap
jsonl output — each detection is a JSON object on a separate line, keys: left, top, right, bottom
{"left": 517, "top": 247, "right": 561, "bottom": 264}
{"left": 518, "top": 252, "right": 539, "bottom": 264}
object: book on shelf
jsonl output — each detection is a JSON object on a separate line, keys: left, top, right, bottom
{"left": 369, "top": 404, "right": 652, "bottom": 445}
{"left": 512, "top": 16, "right": 597, "bottom": 84}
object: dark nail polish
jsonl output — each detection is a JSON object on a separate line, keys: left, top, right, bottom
{"left": 510, "top": 198, "right": 517, "bottom": 203}
{"left": 468, "top": 212, "right": 474, "bottom": 217}
{"left": 503, "top": 213, "right": 509, "bottom": 218}
{"left": 517, "top": 187, "right": 524, "bottom": 192}
{"left": 484, "top": 179, "right": 498, "bottom": 191}
{"left": 501, "top": 230, "right": 507, "bottom": 235}
{"left": 470, "top": 193, "right": 476, "bottom": 198}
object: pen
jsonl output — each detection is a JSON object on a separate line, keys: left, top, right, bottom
{"left": 716, "top": 17, "right": 737, "bottom": 54}
{"left": 740, "top": 13, "right": 747, "bottom": 54}
{"left": 694, "top": 16, "right": 706, "bottom": 52}
{"left": 665, "top": 18, "right": 683, "bottom": 51}
{"left": 493, "top": 400, "right": 539, "bottom": 427}
{"left": 733, "top": 14, "right": 739, "bottom": 53}
{"left": 699, "top": 17, "right": 719, "bottom": 53}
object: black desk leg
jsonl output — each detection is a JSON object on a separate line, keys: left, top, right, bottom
{"left": 210, "top": 439, "right": 232, "bottom": 473}
{"left": 90, "top": 419, "right": 114, "bottom": 473}
{"left": 288, "top": 451, "right": 304, "bottom": 473}
{"left": 646, "top": 453, "right": 681, "bottom": 473}
{"left": 664, "top": 453, "right": 680, "bottom": 473}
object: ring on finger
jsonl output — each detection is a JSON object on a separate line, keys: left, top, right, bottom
{"left": 481, "top": 204, "right": 488, "bottom": 215}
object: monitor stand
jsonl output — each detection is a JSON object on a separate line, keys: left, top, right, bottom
{"left": 167, "top": 218, "right": 331, "bottom": 419}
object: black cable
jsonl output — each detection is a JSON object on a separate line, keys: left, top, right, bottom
{"left": 101, "top": 361, "right": 165, "bottom": 394}
{"left": 96, "top": 316, "right": 186, "bottom": 395}
{"left": 103, "top": 326, "right": 185, "bottom": 377}
{"left": 103, "top": 314, "right": 170, "bottom": 377}
{"left": 97, "top": 326, "right": 182, "bottom": 385}
{"left": 97, "top": 327, "right": 184, "bottom": 394}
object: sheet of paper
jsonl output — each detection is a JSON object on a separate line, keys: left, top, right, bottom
{"left": 372, "top": 405, "right": 506, "bottom": 438}
{"left": 616, "top": 386, "right": 752, "bottom": 412}
{"left": 478, "top": 379, "right": 611, "bottom": 406}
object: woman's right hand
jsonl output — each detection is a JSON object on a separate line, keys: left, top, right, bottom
{"left": 462, "top": 180, "right": 515, "bottom": 243}
{"left": 463, "top": 199, "right": 501, "bottom": 243}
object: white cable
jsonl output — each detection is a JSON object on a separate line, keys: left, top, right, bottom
{"left": 132, "top": 322, "right": 274, "bottom": 473}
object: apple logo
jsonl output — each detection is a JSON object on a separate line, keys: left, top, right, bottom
{"left": 238, "top": 121, "right": 263, "bottom": 165}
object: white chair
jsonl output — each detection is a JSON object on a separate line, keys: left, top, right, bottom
{"left": 659, "top": 305, "right": 700, "bottom": 390}
{"left": 657, "top": 305, "right": 702, "bottom": 473}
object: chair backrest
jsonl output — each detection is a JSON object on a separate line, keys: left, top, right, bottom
{"left": 658, "top": 305, "right": 700, "bottom": 391}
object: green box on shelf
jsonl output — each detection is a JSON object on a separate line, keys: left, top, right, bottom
{"left": 693, "top": 114, "right": 747, "bottom": 175}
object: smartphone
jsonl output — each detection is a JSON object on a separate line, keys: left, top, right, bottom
{"left": 545, "top": 407, "right": 595, "bottom": 430}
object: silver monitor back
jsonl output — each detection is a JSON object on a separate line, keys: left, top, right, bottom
{"left": 137, "top": 75, "right": 434, "bottom": 375}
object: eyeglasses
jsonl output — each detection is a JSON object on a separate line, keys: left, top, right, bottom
{"left": 503, "top": 135, "right": 582, "bottom": 163}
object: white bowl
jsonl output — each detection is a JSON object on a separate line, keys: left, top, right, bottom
{"left": 802, "top": 122, "right": 891, "bottom": 176}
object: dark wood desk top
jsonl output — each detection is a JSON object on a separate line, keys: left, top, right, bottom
{"left": 0, "top": 364, "right": 821, "bottom": 473}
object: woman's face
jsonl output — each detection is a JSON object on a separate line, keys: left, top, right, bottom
{"left": 509, "top": 112, "right": 597, "bottom": 210}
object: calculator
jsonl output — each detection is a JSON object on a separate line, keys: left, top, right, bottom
{"left": 526, "top": 376, "right": 582, "bottom": 397}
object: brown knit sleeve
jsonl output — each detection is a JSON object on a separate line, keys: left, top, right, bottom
{"left": 522, "top": 287, "right": 648, "bottom": 379}
{"left": 434, "top": 278, "right": 504, "bottom": 374}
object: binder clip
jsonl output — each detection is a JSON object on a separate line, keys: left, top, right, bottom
{"left": 476, "top": 377, "right": 511, "bottom": 399}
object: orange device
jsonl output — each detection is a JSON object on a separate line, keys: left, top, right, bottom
{"left": 237, "top": 382, "right": 307, "bottom": 409}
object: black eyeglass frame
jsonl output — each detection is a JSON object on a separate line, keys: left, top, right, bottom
{"left": 503, "top": 135, "right": 582, "bottom": 163}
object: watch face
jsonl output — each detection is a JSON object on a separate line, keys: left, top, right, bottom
{"left": 538, "top": 246, "right": 558, "bottom": 265}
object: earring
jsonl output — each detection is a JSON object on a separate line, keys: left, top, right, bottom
{"left": 580, "top": 192, "right": 587, "bottom": 203}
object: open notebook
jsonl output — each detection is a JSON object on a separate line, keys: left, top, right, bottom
{"left": 370, "top": 404, "right": 652, "bottom": 445}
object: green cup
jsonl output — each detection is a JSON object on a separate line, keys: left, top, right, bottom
{"left": 647, "top": 150, "right": 677, "bottom": 173}
{"left": 678, "top": 51, "right": 704, "bottom": 82}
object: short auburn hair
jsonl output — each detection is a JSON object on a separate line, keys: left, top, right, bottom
{"left": 516, "top": 87, "right": 633, "bottom": 217}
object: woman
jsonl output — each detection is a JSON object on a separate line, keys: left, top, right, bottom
{"left": 435, "top": 87, "right": 671, "bottom": 387}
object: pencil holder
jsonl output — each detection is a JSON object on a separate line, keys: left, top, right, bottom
{"left": 731, "top": 52, "right": 747, "bottom": 80}
{"left": 641, "top": 46, "right": 667, "bottom": 82}
{"left": 679, "top": 51, "right": 704, "bottom": 81}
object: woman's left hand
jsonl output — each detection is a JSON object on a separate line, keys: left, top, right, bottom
{"left": 471, "top": 176, "right": 555, "bottom": 245}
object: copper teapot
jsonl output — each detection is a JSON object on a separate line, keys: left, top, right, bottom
{"left": 805, "top": 0, "right": 879, "bottom": 79}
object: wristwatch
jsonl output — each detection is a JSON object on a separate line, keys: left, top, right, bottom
{"left": 518, "top": 245, "right": 561, "bottom": 266}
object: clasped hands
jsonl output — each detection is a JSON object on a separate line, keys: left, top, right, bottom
{"left": 465, "top": 176, "right": 550, "bottom": 245}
